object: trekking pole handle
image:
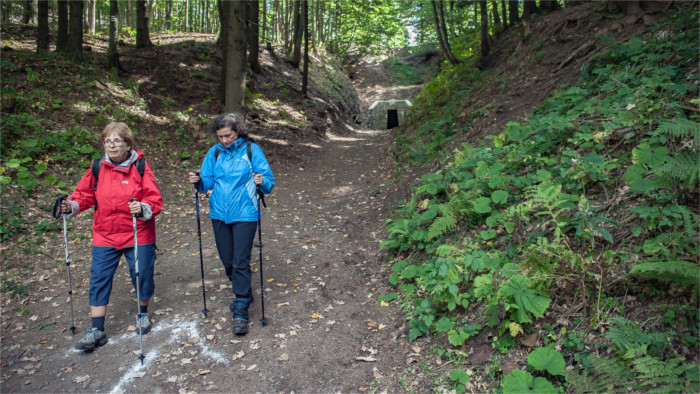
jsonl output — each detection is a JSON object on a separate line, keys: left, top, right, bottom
{"left": 52, "top": 194, "right": 68, "bottom": 219}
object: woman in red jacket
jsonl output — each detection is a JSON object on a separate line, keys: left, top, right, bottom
{"left": 60, "top": 122, "right": 163, "bottom": 352}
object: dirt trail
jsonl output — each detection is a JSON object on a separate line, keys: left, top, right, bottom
{"left": 1, "top": 120, "right": 437, "bottom": 393}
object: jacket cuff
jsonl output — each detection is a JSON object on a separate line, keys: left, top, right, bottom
{"left": 138, "top": 203, "right": 153, "bottom": 221}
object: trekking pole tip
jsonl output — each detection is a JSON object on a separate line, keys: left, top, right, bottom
{"left": 202, "top": 309, "right": 209, "bottom": 318}
{"left": 260, "top": 317, "right": 268, "bottom": 326}
{"left": 70, "top": 326, "right": 76, "bottom": 334}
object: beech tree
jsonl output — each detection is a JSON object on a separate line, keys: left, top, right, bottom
{"left": 37, "top": 0, "right": 49, "bottom": 52}
{"left": 108, "top": 0, "right": 123, "bottom": 72}
{"left": 68, "top": 0, "right": 84, "bottom": 62}
{"left": 136, "top": 0, "right": 153, "bottom": 48}
{"left": 56, "top": 1, "right": 68, "bottom": 52}
{"left": 247, "top": 0, "right": 262, "bottom": 74}
{"left": 222, "top": 0, "right": 247, "bottom": 114}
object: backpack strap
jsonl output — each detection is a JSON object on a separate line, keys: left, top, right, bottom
{"left": 91, "top": 157, "right": 146, "bottom": 191}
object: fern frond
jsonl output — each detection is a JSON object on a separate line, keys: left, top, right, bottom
{"left": 633, "top": 355, "right": 698, "bottom": 393}
{"left": 629, "top": 259, "right": 700, "bottom": 288}
{"left": 605, "top": 317, "right": 669, "bottom": 357}
{"left": 427, "top": 213, "right": 457, "bottom": 240}
{"left": 652, "top": 152, "right": 699, "bottom": 187}
{"left": 562, "top": 353, "right": 632, "bottom": 393}
{"left": 653, "top": 118, "right": 700, "bottom": 142}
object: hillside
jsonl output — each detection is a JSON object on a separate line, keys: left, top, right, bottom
{"left": 1, "top": 1, "right": 698, "bottom": 392}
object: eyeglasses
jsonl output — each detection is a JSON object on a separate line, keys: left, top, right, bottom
{"left": 103, "top": 139, "right": 125, "bottom": 146}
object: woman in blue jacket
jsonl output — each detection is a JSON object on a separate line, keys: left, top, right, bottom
{"left": 188, "top": 113, "right": 274, "bottom": 335}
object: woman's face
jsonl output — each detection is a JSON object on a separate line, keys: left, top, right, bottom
{"left": 216, "top": 127, "right": 237, "bottom": 148}
{"left": 103, "top": 131, "right": 130, "bottom": 162}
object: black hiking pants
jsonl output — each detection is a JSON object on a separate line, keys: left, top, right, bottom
{"left": 211, "top": 220, "right": 257, "bottom": 299}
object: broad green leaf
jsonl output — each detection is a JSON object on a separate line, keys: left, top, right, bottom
{"left": 450, "top": 369, "right": 469, "bottom": 384}
{"left": 448, "top": 329, "right": 470, "bottom": 346}
{"left": 502, "top": 370, "right": 557, "bottom": 393}
{"left": 473, "top": 197, "right": 492, "bottom": 214}
{"left": 498, "top": 275, "right": 551, "bottom": 323}
{"left": 632, "top": 143, "right": 668, "bottom": 167}
{"left": 44, "top": 173, "right": 57, "bottom": 186}
{"left": 435, "top": 317, "right": 454, "bottom": 332}
{"left": 506, "top": 122, "right": 529, "bottom": 142}
{"left": 527, "top": 346, "right": 566, "bottom": 375}
{"left": 491, "top": 190, "right": 508, "bottom": 204}
{"left": 401, "top": 265, "right": 418, "bottom": 279}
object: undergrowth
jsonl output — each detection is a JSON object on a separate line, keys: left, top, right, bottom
{"left": 383, "top": 4, "right": 699, "bottom": 393}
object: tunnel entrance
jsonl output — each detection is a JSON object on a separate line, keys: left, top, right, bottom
{"left": 364, "top": 99, "right": 412, "bottom": 130}
{"left": 386, "top": 109, "right": 399, "bottom": 129}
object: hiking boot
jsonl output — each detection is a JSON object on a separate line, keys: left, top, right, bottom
{"left": 75, "top": 327, "right": 107, "bottom": 352}
{"left": 232, "top": 317, "right": 249, "bottom": 335}
{"left": 137, "top": 312, "right": 152, "bottom": 335}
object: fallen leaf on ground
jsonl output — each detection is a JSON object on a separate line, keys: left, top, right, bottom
{"left": 310, "top": 312, "right": 319, "bottom": 319}
{"left": 278, "top": 353, "right": 289, "bottom": 361}
{"left": 73, "top": 375, "right": 90, "bottom": 383}
{"left": 232, "top": 351, "right": 245, "bottom": 360}
{"left": 181, "top": 358, "right": 192, "bottom": 365}
{"left": 198, "top": 369, "right": 211, "bottom": 375}
{"left": 355, "top": 356, "right": 377, "bottom": 362}
{"left": 277, "top": 302, "right": 289, "bottom": 307}
{"left": 247, "top": 364, "right": 257, "bottom": 371}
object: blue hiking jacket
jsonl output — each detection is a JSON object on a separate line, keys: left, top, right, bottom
{"left": 197, "top": 138, "right": 274, "bottom": 223}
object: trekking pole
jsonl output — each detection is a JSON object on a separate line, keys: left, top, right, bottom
{"left": 194, "top": 173, "right": 209, "bottom": 318}
{"left": 52, "top": 195, "right": 76, "bottom": 335}
{"left": 255, "top": 181, "right": 268, "bottom": 326}
{"left": 129, "top": 198, "right": 145, "bottom": 366}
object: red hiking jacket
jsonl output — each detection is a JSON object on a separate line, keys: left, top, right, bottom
{"left": 70, "top": 149, "right": 163, "bottom": 249}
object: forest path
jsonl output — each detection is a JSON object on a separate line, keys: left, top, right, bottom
{"left": 1, "top": 83, "right": 435, "bottom": 393}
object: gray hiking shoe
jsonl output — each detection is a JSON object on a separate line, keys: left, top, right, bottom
{"left": 75, "top": 327, "right": 107, "bottom": 352}
{"left": 137, "top": 312, "right": 152, "bottom": 335}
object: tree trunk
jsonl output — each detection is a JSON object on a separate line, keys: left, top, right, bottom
{"left": 302, "top": 0, "right": 309, "bottom": 96}
{"left": 136, "top": 0, "right": 152, "bottom": 48}
{"left": 23, "top": 0, "right": 36, "bottom": 24}
{"left": 508, "top": 0, "right": 519, "bottom": 25}
{"left": 68, "top": 0, "right": 84, "bottom": 62}
{"left": 185, "top": 0, "right": 190, "bottom": 31}
{"left": 87, "top": 0, "right": 96, "bottom": 34}
{"left": 522, "top": 0, "right": 538, "bottom": 20}
{"left": 247, "top": 0, "right": 261, "bottom": 74}
{"left": 501, "top": 0, "right": 508, "bottom": 28}
{"left": 223, "top": 0, "right": 247, "bottom": 114}
{"left": 57, "top": 0, "right": 69, "bottom": 52}
{"left": 539, "top": 0, "right": 560, "bottom": 12}
{"left": 431, "top": 0, "right": 458, "bottom": 65}
{"left": 108, "top": 0, "right": 122, "bottom": 71}
{"left": 165, "top": 0, "right": 172, "bottom": 30}
{"left": 490, "top": 1, "right": 501, "bottom": 26}
{"left": 479, "top": 0, "right": 490, "bottom": 57}
{"left": 37, "top": 0, "right": 50, "bottom": 52}
{"left": 291, "top": 0, "right": 302, "bottom": 68}
{"left": 438, "top": 0, "right": 456, "bottom": 61}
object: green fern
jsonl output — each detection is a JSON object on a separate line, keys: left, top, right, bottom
{"left": 633, "top": 355, "right": 700, "bottom": 393}
{"left": 562, "top": 353, "right": 633, "bottom": 393}
{"left": 652, "top": 152, "right": 699, "bottom": 188}
{"left": 629, "top": 259, "right": 700, "bottom": 290}
{"left": 427, "top": 203, "right": 457, "bottom": 240}
{"left": 605, "top": 317, "right": 669, "bottom": 358}
{"left": 651, "top": 118, "right": 700, "bottom": 143}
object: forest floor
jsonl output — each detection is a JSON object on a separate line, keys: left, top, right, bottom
{"left": 0, "top": 2, "right": 667, "bottom": 392}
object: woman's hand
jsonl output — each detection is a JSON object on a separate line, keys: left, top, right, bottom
{"left": 128, "top": 200, "right": 143, "bottom": 215}
{"left": 254, "top": 173, "right": 263, "bottom": 186}
{"left": 188, "top": 171, "right": 200, "bottom": 184}
{"left": 61, "top": 199, "right": 72, "bottom": 214}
